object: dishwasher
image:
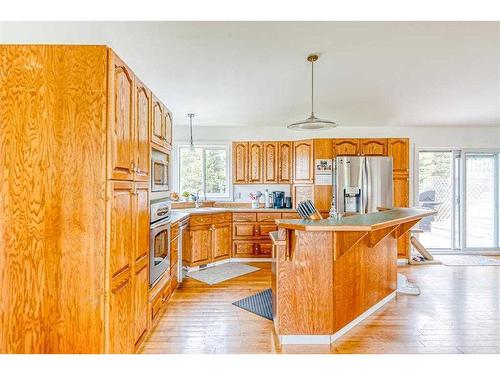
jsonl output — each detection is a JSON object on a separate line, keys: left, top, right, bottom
{"left": 177, "top": 219, "right": 189, "bottom": 285}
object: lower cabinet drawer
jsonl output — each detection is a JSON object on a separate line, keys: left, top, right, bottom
{"left": 232, "top": 240, "right": 273, "bottom": 258}
{"left": 233, "top": 241, "right": 257, "bottom": 257}
{"left": 149, "top": 273, "right": 171, "bottom": 327}
{"left": 233, "top": 223, "right": 258, "bottom": 238}
{"left": 258, "top": 223, "right": 277, "bottom": 237}
{"left": 258, "top": 242, "right": 272, "bottom": 256}
{"left": 282, "top": 212, "right": 301, "bottom": 219}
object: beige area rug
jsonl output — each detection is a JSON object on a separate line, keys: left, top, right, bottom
{"left": 186, "top": 263, "right": 260, "bottom": 285}
{"left": 435, "top": 255, "right": 500, "bottom": 266}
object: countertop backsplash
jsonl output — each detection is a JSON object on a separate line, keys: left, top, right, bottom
{"left": 232, "top": 184, "right": 291, "bottom": 203}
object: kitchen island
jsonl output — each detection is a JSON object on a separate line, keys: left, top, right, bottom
{"left": 270, "top": 208, "right": 434, "bottom": 345}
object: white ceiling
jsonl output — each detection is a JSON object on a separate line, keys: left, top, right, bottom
{"left": 1, "top": 21, "right": 499, "bottom": 128}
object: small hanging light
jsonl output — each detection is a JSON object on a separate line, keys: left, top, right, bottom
{"left": 287, "top": 54, "right": 338, "bottom": 130}
{"left": 187, "top": 113, "right": 195, "bottom": 151}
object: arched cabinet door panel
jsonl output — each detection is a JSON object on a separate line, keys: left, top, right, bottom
{"left": 134, "top": 79, "right": 151, "bottom": 181}
{"left": 293, "top": 140, "right": 314, "bottom": 183}
{"left": 109, "top": 53, "right": 135, "bottom": 181}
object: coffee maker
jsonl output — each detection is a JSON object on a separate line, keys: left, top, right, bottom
{"left": 272, "top": 191, "right": 285, "bottom": 209}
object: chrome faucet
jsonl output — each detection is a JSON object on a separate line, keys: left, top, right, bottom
{"left": 195, "top": 188, "right": 207, "bottom": 208}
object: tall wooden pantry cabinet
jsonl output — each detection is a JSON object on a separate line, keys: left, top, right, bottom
{"left": 0, "top": 45, "right": 166, "bottom": 353}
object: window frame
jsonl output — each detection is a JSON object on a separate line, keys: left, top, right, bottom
{"left": 414, "top": 146, "right": 500, "bottom": 254}
{"left": 175, "top": 143, "right": 232, "bottom": 200}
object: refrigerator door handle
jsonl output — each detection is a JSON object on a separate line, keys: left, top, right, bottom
{"left": 363, "top": 158, "right": 369, "bottom": 214}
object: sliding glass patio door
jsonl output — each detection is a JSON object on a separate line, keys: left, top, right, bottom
{"left": 464, "top": 152, "right": 499, "bottom": 249}
{"left": 417, "top": 149, "right": 500, "bottom": 252}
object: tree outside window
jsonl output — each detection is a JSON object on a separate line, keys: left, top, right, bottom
{"left": 179, "top": 146, "right": 229, "bottom": 199}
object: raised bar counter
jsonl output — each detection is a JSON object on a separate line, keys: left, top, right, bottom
{"left": 275, "top": 208, "right": 433, "bottom": 232}
{"left": 270, "top": 208, "right": 434, "bottom": 345}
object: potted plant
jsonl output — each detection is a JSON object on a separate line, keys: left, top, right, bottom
{"left": 181, "top": 191, "right": 190, "bottom": 202}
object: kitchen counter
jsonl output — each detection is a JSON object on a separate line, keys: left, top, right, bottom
{"left": 276, "top": 208, "right": 434, "bottom": 232}
{"left": 270, "top": 207, "right": 434, "bottom": 345}
{"left": 171, "top": 206, "right": 298, "bottom": 223}
{"left": 170, "top": 211, "right": 191, "bottom": 224}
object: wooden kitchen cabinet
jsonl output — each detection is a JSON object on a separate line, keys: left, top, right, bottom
{"left": 232, "top": 142, "right": 249, "bottom": 183}
{"left": 109, "top": 180, "right": 150, "bottom": 353}
{"left": 333, "top": 139, "right": 359, "bottom": 156}
{"left": 388, "top": 138, "right": 410, "bottom": 258}
{"left": 150, "top": 96, "right": 171, "bottom": 151}
{"left": 133, "top": 182, "right": 149, "bottom": 348}
{"left": 212, "top": 223, "right": 232, "bottom": 261}
{"left": 148, "top": 271, "right": 172, "bottom": 330}
{"left": 360, "top": 138, "right": 387, "bottom": 156}
{"left": 108, "top": 53, "right": 135, "bottom": 181}
{"left": 232, "top": 140, "right": 293, "bottom": 184}
{"left": 1, "top": 45, "right": 170, "bottom": 354}
{"left": 292, "top": 184, "right": 314, "bottom": 207}
{"left": 278, "top": 141, "right": 293, "bottom": 183}
{"left": 263, "top": 142, "right": 279, "bottom": 183}
{"left": 152, "top": 96, "right": 163, "bottom": 147}
{"left": 133, "top": 260, "right": 149, "bottom": 349}
{"left": 109, "top": 181, "right": 135, "bottom": 354}
{"left": 189, "top": 224, "right": 212, "bottom": 265}
{"left": 388, "top": 138, "right": 409, "bottom": 173}
{"left": 248, "top": 142, "right": 263, "bottom": 183}
{"left": 293, "top": 139, "right": 314, "bottom": 183}
{"left": 231, "top": 212, "right": 282, "bottom": 258}
{"left": 184, "top": 214, "right": 232, "bottom": 266}
{"left": 134, "top": 78, "right": 151, "bottom": 182}
{"left": 163, "top": 108, "right": 173, "bottom": 149}
{"left": 233, "top": 241, "right": 257, "bottom": 257}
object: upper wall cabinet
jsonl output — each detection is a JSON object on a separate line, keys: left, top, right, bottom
{"left": 108, "top": 53, "right": 135, "bottom": 181}
{"left": 152, "top": 96, "right": 163, "bottom": 146}
{"left": 360, "top": 138, "right": 387, "bottom": 156}
{"left": 388, "top": 138, "right": 409, "bottom": 174}
{"left": 134, "top": 78, "right": 151, "bottom": 182}
{"left": 334, "top": 138, "right": 387, "bottom": 156}
{"left": 248, "top": 142, "right": 263, "bottom": 183}
{"left": 232, "top": 141, "right": 295, "bottom": 184}
{"left": 163, "top": 109, "right": 173, "bottom": 148}
{"left": 151, "top": 96, "right": 172, "bottom": 151}
{"left": 232, "top": 142, "right": 249, "bottom": 183}
{"left": 293, "top": 140, "right": 314, "bottom": 184}
{"left": 278, "top": 141, "right": 293, "bottom": 183}
{"left": 333, "top": 139, "right": 359, "bottom": 156}
{"left": 263, "top": 142, "right": 278, "bottom": 183}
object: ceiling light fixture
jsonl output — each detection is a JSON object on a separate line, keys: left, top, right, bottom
{"left": 287, "top": 54, "right": 338, "bottom": 130}
{"left": 187, "top": 113, "right": 195, "bottom": 151}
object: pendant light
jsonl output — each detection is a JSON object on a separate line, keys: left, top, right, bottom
{"left": 187, "top": 113, "right": 195, "bottom": 151}
{"left": 287, "top": 54, "right": 337, "bottom": 130}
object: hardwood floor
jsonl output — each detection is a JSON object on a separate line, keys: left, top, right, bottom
{"left": 141, "top": 260, "right": 500, "bottom": 354}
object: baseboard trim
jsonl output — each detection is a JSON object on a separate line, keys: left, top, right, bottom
{"left": 183, "top": 257, "right": 272, "bottom": 272}
{"left": 230, "top": 258, "right": 272, "bottom": 263}
{"left": 183, "top": 258, "right": 231, "bottom": 272}
{"left": 329, "top": 291, "right": 396, "bottom": 343}
{"left": 397, "top": 259, "right": 409, "bottom": 265}
{"left": 277, "top": 291, "right": 396, "bottom": 345}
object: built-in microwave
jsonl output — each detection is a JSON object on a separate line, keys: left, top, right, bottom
{"left": 151, "top": 155, "right": 170, "bottom": 192}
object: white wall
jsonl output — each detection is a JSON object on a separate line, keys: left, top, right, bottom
{"left": 174, "top": 124, "right": 500, "bottom": 204}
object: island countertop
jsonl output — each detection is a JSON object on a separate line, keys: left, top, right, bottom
{"left": 275, "top": 207, "right": 435, "bottom": 232}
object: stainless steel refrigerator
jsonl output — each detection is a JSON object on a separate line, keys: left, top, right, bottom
{"left": 333, "top": 156, "right": 393, "bottom": 215}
